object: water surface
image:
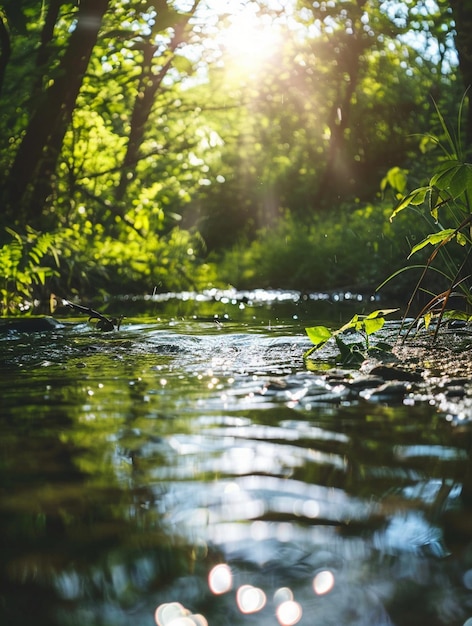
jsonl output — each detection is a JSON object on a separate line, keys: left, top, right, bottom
{"left": 1, "top": 292, "right": 472, "bottom": 626}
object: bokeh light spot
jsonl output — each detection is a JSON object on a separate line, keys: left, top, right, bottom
{"left": 276, "top": 600, "right": 303, "bottom": 625}
{"left": 302, "top": 499, "right": 320, "bottom": 518}
{"left": 208, "top": 563, "right": 233, "bottom": 595}
{"left": 155, "top": 602, "right": 208, "bottom": 626}
{"left": 155, "top": 602, "right": 187, "bottom": 625}
{"left": 236, "top": 584, "right": 267, "bottom": 614}
{"left": 313, "top": 569, "right": 335, "bottom": 595}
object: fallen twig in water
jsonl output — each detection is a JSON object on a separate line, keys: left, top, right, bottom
{"left": 51, "top": 294, "right": 122, "bottom": 331}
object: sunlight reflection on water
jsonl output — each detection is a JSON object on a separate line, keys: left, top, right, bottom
{"left": 313, "top": 570, "right": 336, "bottom": 595}
{"left": 276, "top": 599, "right": 303, "bottom": 625}
{"left": 1, "top": 309, "right": 472, "bottom": 626}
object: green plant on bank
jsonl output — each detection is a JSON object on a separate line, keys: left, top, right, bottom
{"left": 0, "top": 227, "right": 60, "bottom": 315}
{"left": 380, "top": 95, "right": 472, "bottom": 341}
{"left": 304, "top": 309, "right": 398, "bottom": 366}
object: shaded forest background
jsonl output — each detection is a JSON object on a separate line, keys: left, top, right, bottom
{"left": 0, "top": 0, "right": 471, "bottom": 312}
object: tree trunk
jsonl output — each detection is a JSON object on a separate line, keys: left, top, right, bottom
{"left": 115, "top": 1, "right": 200, "bottom": 202}
{"left": 5, "top": 0, "right": 109, "bottom": 222}
{"left": 115, "top": 42, "right": 171, "bottom": 201}
{"left": 31, "top": 0, "right": 62, "bottom": 101}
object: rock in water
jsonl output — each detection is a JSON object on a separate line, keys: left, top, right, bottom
{"left": 0, "top": 316, "right": 63, "bottom": 334}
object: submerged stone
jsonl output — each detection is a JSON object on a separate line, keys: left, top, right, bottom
{"left": 369, "top": 364, "right": 423, "bottom": 382}
{"left": 0, "top": 316, "right": 63, "bottom": 333}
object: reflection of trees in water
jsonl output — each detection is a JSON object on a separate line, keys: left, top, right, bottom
{"left": 0, "top": 367, "right": 202, "bottom": 626}
{"left": 0, "top": 471, "right": 206, "bottom": 626}
{"left": 2, "top": 331, "right": 472, "bottom": 625}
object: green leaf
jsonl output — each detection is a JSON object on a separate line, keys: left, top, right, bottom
{"left": 305, "top": 325, "right": 332, "bottom": 347}
{"left": 456, "top": 232, "right": 468, "bottom": 246}
{"left": 390, "top": 187, "right": 428, "bottom": 221}
{"left": 419, "top": 135, "right": 438, "bottom": 154}
{"left": 429, "top": 160, "right": 472, "bottom": 198}
{"left": 363, "top": 316, "right": 385, "bottom": 336}
{"left": 5, "top": 226, "right": 22, "bottom": 243}
{"left": 449, "top": 163, "right": 472, "bottom": 197}
{"left": 408, "top": 229, "right": 456, "bottom": 257}
{"left": 381, "top": 166, "right": 408, "bottom": 194}
{"left": 34, "top": 268, "right": 47, "bottom": 285}
{"left": 432, "top": 100, "right": 458, "bottom": 156}
{"left": 430, "top": 159, "right": 461, "bottom": 180}
{"left": 428, "top": 186, "right": 441, "bottom": 221}
{"left": 443, "top": 310, "right": 471, "bottom": 322}
{"left": 337, "top": 314, "right": 359, "bottom": 334}
{"left": 409, "top": 187, "right": 429, "bottom": 206}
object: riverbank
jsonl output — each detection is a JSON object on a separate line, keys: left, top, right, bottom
{"left": 386, "top": 327, "right": 472, "bottom": 379}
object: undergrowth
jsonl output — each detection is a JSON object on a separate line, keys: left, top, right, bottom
{"left": 305, "top": 96, "right": 472, "bottom": 365}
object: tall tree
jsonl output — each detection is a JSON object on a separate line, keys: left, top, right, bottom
{"left": 31, "top": 0, "right": 63, "bottom": 101}
{"left": 116, "top": 0, "right": 201, "bottom": 202}
{"left": 4, "top": 0, "right": 109, "bottom": 222}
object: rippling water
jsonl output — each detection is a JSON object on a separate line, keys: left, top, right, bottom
{"left": 1, "top": 293, "right": 472, "bottom": 626}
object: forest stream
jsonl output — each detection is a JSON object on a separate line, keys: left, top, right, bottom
{"left": 1, "top": 289, "right": 472, "bottom": 626}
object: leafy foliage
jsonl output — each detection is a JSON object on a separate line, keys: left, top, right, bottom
{"left": 0, "top": 1, "right": 467, "bottom": 311}
{"left": 216, "top": 200, "right": 423, "bottom": 294}
{"left": 381, "top": 95, "right": 472, "bottom": 341}
{"left": 0, "top": 227, "right": 59, "bottom": 315}
{"left": 304, "top": 309, "right": 398, "bottom": 366}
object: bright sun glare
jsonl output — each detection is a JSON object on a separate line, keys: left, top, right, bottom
{"left": 222, "top": 8, "right": 281, "bottom": 70}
